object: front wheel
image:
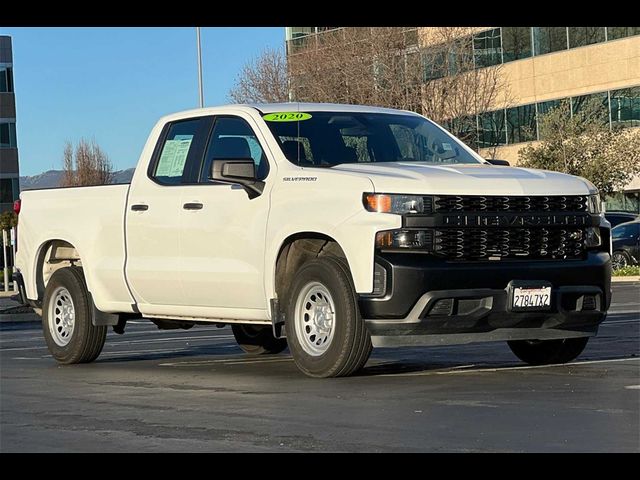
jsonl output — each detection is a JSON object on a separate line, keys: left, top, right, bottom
{"left": 42, "top": 267, "right": 107, "bottom": 364}
{"left": 284, "top": 256, "right": 372, "bottom": 378}
{"left": 231, "top": 324, "right": 287, "bottom": 355}
{"left": 507, "top": 337, "right": 589, "bottom": 365}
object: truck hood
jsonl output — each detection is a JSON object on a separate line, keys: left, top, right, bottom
{"left": 331, "top": 162, "right": 596, "bottom": 195}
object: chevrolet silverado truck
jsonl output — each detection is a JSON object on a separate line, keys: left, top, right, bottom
{"left": 14, "top": 103, "right": 612, "bottom": 378}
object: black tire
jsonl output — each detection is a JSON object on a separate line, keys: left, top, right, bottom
{"left": 612, "top": 250, "right": 631, "bottom": 270}
{"left": 284, "top": 256, "right": 372, "bottom": 378}
{"left": 42, "top": 267, "right": 106, "bottom": 364}
{"left": 231, "top": 324, "right": 287, "bottom": 355}
{"left": 507, "top": 337, "right": 589, "bottom": 366}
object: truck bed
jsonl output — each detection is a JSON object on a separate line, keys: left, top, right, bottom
{"left": 16, "top": 184, "right": 135, "bottom": 313}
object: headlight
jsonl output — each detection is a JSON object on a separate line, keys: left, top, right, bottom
{"left": 587, "top": 194, "right": 602, "bottom": 214}
{"left": 584, "top": 227, "right": 602, "bottom": 248}
{"left": 364, "top": 193, "right": 427, "bottom": 214}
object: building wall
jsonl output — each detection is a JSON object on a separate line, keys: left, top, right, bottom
{"left": 494, "top": 35, "right": 640, "bottom": 109}
{"left": 480, "top": 35, "right": 639, "bottom": 171}
{"left": 0, "top": 35, "right": 19, "bottom": 214}
{"left": 415, "top": 28, "right": 640, "bottom": 195}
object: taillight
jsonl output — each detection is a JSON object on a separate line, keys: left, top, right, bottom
{"left": 13, "top": 199, "right": 20, "bottom": 252}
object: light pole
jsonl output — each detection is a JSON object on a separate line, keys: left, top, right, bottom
{"left": 196, "top": 27, "right": 204, "bottom": 108}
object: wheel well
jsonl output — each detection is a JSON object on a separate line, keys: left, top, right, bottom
{"left": 274, "top": 233, "right": 348, "bottom": 301}
{"left": 35, "top": 240, "right": 82, "bottom": 301}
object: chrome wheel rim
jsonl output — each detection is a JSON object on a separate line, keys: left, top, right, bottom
{"left": 294, "top": 281, "right": 336, "bottom": 356}
{"left": 612, "top": 252, "right": 627, "bottom": 270}
{"left": 48, "top": 287, "right": 75, "bottom": 346}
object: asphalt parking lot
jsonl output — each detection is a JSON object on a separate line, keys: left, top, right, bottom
{"left": 1, "top": 282, "right": 638, "bottom": 452}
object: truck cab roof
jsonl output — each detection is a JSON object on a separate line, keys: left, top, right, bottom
{"left": 158, "top": 102, "right": 420, "bottom": 124}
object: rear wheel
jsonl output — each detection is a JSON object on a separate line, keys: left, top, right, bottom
{"left": 231, "top": 324, "right": 287, "bottom": 355}
{"left": 507, "top": 337, "right": 589, "bottom": 365}
{"left": 42, "top": 267, "right": 107, "bottom": 364}
{"left": 284, "top": 256, "right": 372, "bottom": 378}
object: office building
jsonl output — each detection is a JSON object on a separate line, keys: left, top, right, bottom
{"left": 0, "top": 35, "right": 19, "bottom": 214}
{"left": 285, "top": 27, "right": 640, "bottom": 211}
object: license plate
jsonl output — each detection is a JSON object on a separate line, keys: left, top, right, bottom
{"left": 512, "top": 286, "right": 552, "bottom": 311}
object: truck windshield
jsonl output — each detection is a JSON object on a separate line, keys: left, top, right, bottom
{"left": 263, "top": 111, "right": 482, "bottom": 167}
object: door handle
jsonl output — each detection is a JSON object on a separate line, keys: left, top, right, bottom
{"left": 183, "top": 202, "right": 204, "bottom": 210}
{"left": 131, "top": 204, "right": 149, "bottom": 211}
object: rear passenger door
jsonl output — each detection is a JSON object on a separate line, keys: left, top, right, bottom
{"left": 125, "top": 116, "right": 212, "bottom": 311}
{"left": 178, "top": 115, "right": 273, "bottom": 314}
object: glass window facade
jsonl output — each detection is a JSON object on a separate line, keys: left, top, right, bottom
{"left": 473, "top": 28, "right": 502, "bottom": 68}
{"left": 507, "top": 104, "right": 537, "bottom": 143}
{"left": 421, "top": 26, "right": 640, "bottom": 81}
{"left": 607, "top": 27, "right": 640, "bottom": 41}
{"left": 537, "top": 99, "right": 562, "bottom": 115}
{"left": 478, "top": 110, "right": 506, "bottom": 148}
{"left": 0, "top": 65, "right": 13, "bottom": 93}
{"left": 571, "top": 91, "right": 610, "bottom": 125}
{"left": 569, "top": 27, "right": 605, "bottom": 48}
{"left": 501, "top": 27, "right": 532, "bottom": 62}
{"left": 0, "top": 121, "right": 17, "bottom": 148}
{"left": 610, "top": 87, "right": 640, "bottom": 128}
{"left": 0, "top": 178, "right": 15, "bottom": 203}
{"left": 404, "top": 28, "right": 419, "bottom": 47}
{"left": 423, "top": 48, "right": 447, "bottom": 80}
{"left": 532, "top": 27, "right": 568, "bottom": 55}
{"left": 443, "top": 86, "right": 640, "bottom": 148}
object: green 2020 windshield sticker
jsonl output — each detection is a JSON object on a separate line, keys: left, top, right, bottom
{"left": 263, "top": 112, "right": 312, "bottom": 122}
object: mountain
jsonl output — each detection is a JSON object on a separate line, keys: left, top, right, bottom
{"left": 20, "top": 168, "right": 135, "bottom": 190}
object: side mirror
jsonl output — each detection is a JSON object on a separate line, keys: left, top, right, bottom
{"left": 209, "top": 158, "right": 264, "bottom": 199}
{"left": 485, "top": 159, "right": 510, "bottom": 166}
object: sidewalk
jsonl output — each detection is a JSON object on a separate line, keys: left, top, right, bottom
{"left": 0, "top": 290, "right": 39, "bottom": 323}
{"left": 612, "top": 276, "right": 640, "bottom": 282}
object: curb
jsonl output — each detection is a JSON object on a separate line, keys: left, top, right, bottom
{"left": 611, "top": 276, "right": 640, "bottom": 283}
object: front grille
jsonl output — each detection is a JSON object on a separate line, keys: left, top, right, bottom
{"left": 430, "top": 195, "right": 588, "bottom": 213}
{"left": 433, "top": 227, "right": 586, "bottom": 260}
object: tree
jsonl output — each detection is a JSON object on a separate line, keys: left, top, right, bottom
{"left": 60, "top": 138, "right": 113, "bottom": 187}
{"left": 228, "top": 47, "right": 289, "bottom": 104}
{"left": 421, "top": 27, "right": 513, "bottom": 150}
{"left": 229, "top": 27, "right": 510, "bottom": 156}
{"left": 288, "top": 27, "right": 424, "bottom": 112}
{"left": 231, "top": 27, "right": 510, "bottom": 153}
{"left": 0, "top": 211, "right": 17, "bottom": 230}
{"left": 518, "top": 98, "right": 640, "bottom": 197}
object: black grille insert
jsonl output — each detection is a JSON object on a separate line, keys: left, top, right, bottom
{"left": 433, "top": 227, "right": 586, "bottom": 260}
{"left": 431, "top": 195, "right": 588, "bottom": 213}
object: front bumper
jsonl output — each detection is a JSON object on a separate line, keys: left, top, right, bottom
{"left": 359, "top": 251, "right": 611, "bottom": 347}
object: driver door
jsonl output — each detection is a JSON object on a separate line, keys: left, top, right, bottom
{"left": 178, "top": 115, "right": 273, "bottom": 316}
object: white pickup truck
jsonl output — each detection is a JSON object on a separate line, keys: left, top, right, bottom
{"left": 15, "top": 103, "right": 612, "bottom": 377}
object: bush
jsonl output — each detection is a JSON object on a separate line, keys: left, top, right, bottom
{"left": 518, "top": 99, "right": 640, "bottom": 197}
{"left": 612, "top": 265, "right": 640, "bottom": 277}
{"left": 0, "top": 211, "right": 17, "bottom": 231}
